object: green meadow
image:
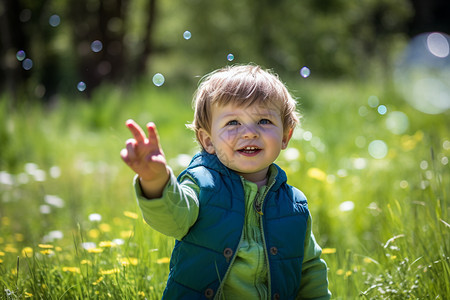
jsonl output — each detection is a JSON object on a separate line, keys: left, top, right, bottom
{"left": 0, "top": 77, "right": 449, "bottom": 299}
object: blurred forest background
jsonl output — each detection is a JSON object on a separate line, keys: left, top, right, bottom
{"left": 1, "top": 0, "right": 449, "bottom": 101}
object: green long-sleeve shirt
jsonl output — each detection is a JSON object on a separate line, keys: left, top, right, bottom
{"left": 135, "top": 165, "right": 331, "bottom": 299}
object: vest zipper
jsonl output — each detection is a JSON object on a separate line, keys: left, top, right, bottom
{"left": 257, "top": 179, "right": 276, "bottom": 299}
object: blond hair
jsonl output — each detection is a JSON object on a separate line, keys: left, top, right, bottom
{"left": 188, "top": 64, "right": 300, "bottom": 143}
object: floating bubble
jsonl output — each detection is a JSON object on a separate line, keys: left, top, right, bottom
{"left": 227, "top": 53, "right": 234, "bottom": 61}
{"left": 183, "top": 30, "right": 192, "bottom": 40}
{"left": 22, "top": 58, "right": 33, "bottom": 70}
{"left": 300, "top": 66, "right": 310, "bottom": 78}
{"left": 152, "top": 73, "right": 165, "bottom": 87}
{"left": 427, "top": 32, "right": 449, "bottom": 58}
{"left": 16, "top": 50, "right": 26, "bottom": 61}
{"left": 368, "top": 95, "right": 379, "bottom": 108}
{"left": 377, "top": 105, "right": 387, "bottom": 115}
{"left": 394, "top": 32, "right": 450, "bottom": 114}
{"left": 90, "top": 40, "right": 103, "bottom": 53}
{"left": 368, "top": 140, "right": 388, "bottom": 159}
{"left": 49, "top": 14, "right": 61, "bottom": 27}
{"left": 77, "top": 81, "right": 86, "bottom": 92}
{"left": 385, "top": 111, "right": 409, "bottom": 135}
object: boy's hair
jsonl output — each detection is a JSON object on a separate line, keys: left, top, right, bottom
{"left": 188, "top": 64, "right": 300, "bottom": 143}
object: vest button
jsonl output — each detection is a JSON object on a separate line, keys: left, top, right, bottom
{"left": 205, "top": 288, "right": 214, "bottom": 299}
{"left": 270, "top": 246, "right": 278, "bottom": 255}
{"left": 223, "top": 247, "right": 233, "bottom": 259}
{"left": 273, "top": 292, "right": 280, "bottom": 300}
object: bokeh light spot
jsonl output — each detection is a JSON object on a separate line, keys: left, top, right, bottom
{"left": 427, "top": 32, "right": 449, "bottom": 58}
{"left": 368, "top": 140, "right": 388, "bottom": 159}
{"left": 227, "top": 53, "right": 234, "bottom": 61}
{"left": 22, "top": 58, "right": 33, "bottom": 70}
{"left": 16, "top": 50, "right": 26, "bottom": 61}
{"left": 385, "top": 111, "right": 409, "bottom": 135}
{"left": 377, "top": 105, "right": 387, "bottom": 115}
{"left": 152, "top": 73, "right": 165, "bottom": 87}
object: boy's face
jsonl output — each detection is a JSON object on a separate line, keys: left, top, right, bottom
{"left": 198, "top": 102, "right": 292, "bottom": 183}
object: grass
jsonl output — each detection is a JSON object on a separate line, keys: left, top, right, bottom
{"left": 0, "top": 77, "right": 449, "bottom": 299}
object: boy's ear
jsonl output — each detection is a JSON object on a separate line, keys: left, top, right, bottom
{"left": 198, "top": 129, "right": 215, "bottom": 154}
{"left": 281, "top": 128, "right": 294, "bottom": 149}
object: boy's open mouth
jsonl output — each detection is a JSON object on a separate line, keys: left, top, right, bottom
{"left": 237, "top": 146, "right": 262, "bottom": 155}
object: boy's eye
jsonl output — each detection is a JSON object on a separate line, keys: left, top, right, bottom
{"left": 258, "top": 119, "right": 272, "bottom": 125}
{"left": 226, "top": 120, "right": 239, "bottom": 126}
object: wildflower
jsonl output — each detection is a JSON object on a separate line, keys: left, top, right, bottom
{"left": 81, "top": 242, "right": 96, "bottom": 250}
{"left": 4, "top": 245, "right": 18, "bottom": 253}
{"left": 119, "top": 257, "right": 138, "bottom": 266}
{"left": 87, "top": 248, "right": 103, "bottom": 254}
{"left": 100, "top": 268, "right": 120, "bottom": 275}
{"left": 38, "top": 244, "right": 54, "bottom": 249}
{"left": 123, "top": 211, "right": 139, "bottom": 219}
{"left": 0, "top": 251, "right": 4, "bottom": 256}
{"left": 307, "top": 168, "right": 327, "bottom": 181}
{"left": 44, "top": 195, "right": 65, "bottom": 208}
{"left": 24, "top": 292, "right": 33, "bottom": 298}
{"left": 339, "top": 201, "right": 355, "bottom": 212}
{"left": 138, "top": 291, "right": 146, "bottom": 297}
{"left": 99, "top": 223, "right": 111, "bottom": 232}
{"left": 40, "top": 249, "right": 54, "bottom": 255}
{"left": 336, "top": 269, "right": 344, "bottom": 275}
{"left": 157, "top": 257, "right": 170, "bottom": 264}
{"left": 88, "top": 229, "right": 100, "bottom": 239}
{"left": 322, "top": 248, "right": 336, "bottom": 254}
{"left": 92, "top": 276, "right": 104, "bottom": 286}
{"left": 363, "top": 257, "right": 373, "bottom": 264}
{"left": 15, "top": 233, "right": 24, "bottom": 242}
{"left": 345, "top": 271, "right": 352, "bottom": 278}
{"left": 112, "top": 238, "right": 125, "bottom": 246}
{"left": 120, "top": 230, "right": 134, "bottom": 239}
{"left": 89, "top": 213, "right": 102, "bottom": 222}
{"left": 22, "top": 247, "right": 33, "bottom": 257}
{"left": 99, "top": 241, "right": 116, "bottom": 248}
{"left": 62, "top": 267, "right": 81, "bottom": 273}
{"left": 81, "top": 259, "right": 92, "bottom": 265}
{"left": 0, "top": 258, "right": 3, "bottom": 264}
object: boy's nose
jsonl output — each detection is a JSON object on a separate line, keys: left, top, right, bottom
{"left": 241, "top": 124, "right": 259, "bottom": 139}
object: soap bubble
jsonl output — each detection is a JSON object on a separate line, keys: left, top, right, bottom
{"left": 300, "top": 67, "right": 311, "bottom": 78}
{"left": 152, "top": 73, "right": 165, "bottom": 87}
{"left": 183, "top": 31, "right": 192, "bottom": 40}
{"left": 385, "top": 111, "right": 409, "bottom": 135}
{"left": 91, "top": 40, "right": 103, "bottom": 53}
{"left": 368, "top": 140, "right": 388, "bottom": 159}
{"left": 368, "top": 95, "right": 379, "bottom": 108}
{"left": 77, "top": 81, "right": 86, "bottom": 92}
{"left": 377, "top": 105, "right": 387, "bottom": 115}
{"left": 22, "top": 58, "right": 33, "bottom": 70}
{"left": 49, "top": 14, "right": 61, "bottom": 27}
{"left": 16, "top": 50, "right": 26, "bottom": 61}
{"left": 227, "top": 53, "right": 234, "bottom": 61}
{"left": 394, "top": 32, "right": 450, "bottom": 114}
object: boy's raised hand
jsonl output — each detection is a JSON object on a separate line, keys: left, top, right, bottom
{"left": 121, "top": 119, "right": 170, "bottom": 198}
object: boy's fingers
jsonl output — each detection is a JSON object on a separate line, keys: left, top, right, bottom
{"left": 146, "top": 122, "right": 162, "bottom": 148}
{"left": 126, "top": 119, "right": 146, "bottom": 144}
{"left": 120, "top": 148, "right": 130, "bottom": 163}
{"left": 125, "top": 139, "right": 137, "bottom": 161}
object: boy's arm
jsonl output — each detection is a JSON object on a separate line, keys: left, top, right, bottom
{"left": 297, "top": 213, "right": 331, "bottom": 299}
{"left": 135, "top": 168, "right": 200, "bottom": 240}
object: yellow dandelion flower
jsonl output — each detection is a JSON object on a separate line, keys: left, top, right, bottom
{"left": 38, "top": 244, "right": 54, "bottom": 249}
{"left": 123, "top": 211, "right": 139, "bottom": 219}
{"left": 99, "top": 241, "right": 116, "bottom": 248}
{"left": 100, "top": 268, "right": 120, "bottom": 275}
{"left": 138, "top": 291, "right": 146, "bottom": 297}
{"left": 22, "top": 247, "right": 33, "bottom": 257}
{"left": 41, "top": 284, "right": 47, "bottom": 289}
{"left": 119, "top": 257, "right": 138, "bottom": 266}
{"left": 345, "top": 270, "right": 352, "bottom": 278}
{"left": 40, "top": 249, "right": 54, "bottom": 255}
{"left": 5, "top": 245, "right": 18, "bottom": 253}
{"left": 62, "top": 267, "right": 81, "bottom": 273}
{"left": 99, "top": 223, "right": 111, "bottom": 232}
{"left": 156, "top": 257, "right": 170, "bottom": 264}
{"left": 95, "top": 291, "right": 100, "bottom": 294}
{"left": 55, "top": 246, "right": 63, "bottom": 252}
{"left": 88, "top": 229, "right": 100, "bottom": 239}
{"left": 336, "top": 269, "right": 344, "bottom": 276}
{"left": 87, "top": 248, "right": 103, "bottom": 254}
{"left": 92, "top": 276, "right": 104, "bottom": 286}
{"left": 81, "top": 259, "right": 92, "bottom": 265}
{"left": 322, "top": 248, "right": 336, "bottom": 254}
{"left": 363, "top": 257, "right": 373, "bottom": 264}
{"left": 24, "top": 292, "right": 33, "bottom": 298}
{"left": 0, "top": 258, "right": 3, "bottom": 264}
{"left": 391, "top": 255, "right": 397, "bottom": 260}
{"left": 0, "top": 251, "right": 6, "bottom": 256}
{"left": 307, "top": 168, "right": 327, "bottom": 181}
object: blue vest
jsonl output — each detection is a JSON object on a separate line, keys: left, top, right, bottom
{"left": 162, "top": 152, "right": 310, "bottom": 299}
